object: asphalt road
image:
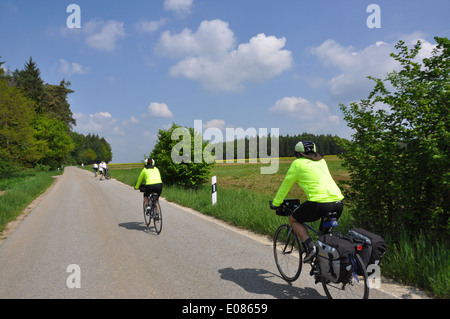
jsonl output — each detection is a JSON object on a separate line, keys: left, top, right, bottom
{"left": 0, "top": 167, "right": 401, "bottom": 299}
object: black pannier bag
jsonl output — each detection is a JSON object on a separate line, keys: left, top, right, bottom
{"left": 348, "top": 228, "right": 386, "bottom": 268}
{"left": 317, "top": 233, "right": 355, "bottom": 283}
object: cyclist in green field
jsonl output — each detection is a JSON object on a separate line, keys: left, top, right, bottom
{"left": 135, "top": 158, "right": 163, "bottom": 207}
{"left": 272, "top": 140, "right": 344, "bottom": 262}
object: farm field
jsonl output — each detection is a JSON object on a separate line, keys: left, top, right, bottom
{"left": 108, "top": 156, "right": 348, "bottom": 202}
{"left": 212, "top": 156, "right": 348, "bottom": 200}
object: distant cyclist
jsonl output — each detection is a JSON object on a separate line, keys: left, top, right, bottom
{"left": 135, "top": 158, "right": 163, "bottom": 208}
{"left": 99, "top": 161, "right": 107, "bottom": 180}
{"left": 272, "top": 141, "right": 344, "bottom": 262}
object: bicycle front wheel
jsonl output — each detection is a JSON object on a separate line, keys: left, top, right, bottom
{"left": 153, "top": 201, "right": 162, "bottom": 234}
{"left": 273, "top": 224, "right": 303, "bottom": 282}
{"left": 321, "top": 253, "right": 369, "bottom": 299}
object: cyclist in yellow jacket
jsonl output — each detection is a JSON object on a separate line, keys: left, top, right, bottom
{"left": 272, "top": 141, "right": 344, "bottom": 262}
{"left": 135, "top": 158, "right": 163, "bottom": 207}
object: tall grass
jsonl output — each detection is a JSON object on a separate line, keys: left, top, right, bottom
{"left": 0, "top": 170, "right": 61, "bottom": 232}
{"left": 163, "top": 184, "right": 284, "bottom": 237}
{"left": 383, "top": 231, "right": 449, "bottom": 298}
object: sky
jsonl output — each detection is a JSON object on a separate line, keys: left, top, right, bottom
{"left": 1, "top": 0, "right": 449, "bottom": 163}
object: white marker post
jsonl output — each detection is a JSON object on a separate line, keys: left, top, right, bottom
{"left": 212, "top": 176, "right": 217, "bottom": 205}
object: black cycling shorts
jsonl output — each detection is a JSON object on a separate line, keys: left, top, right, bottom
{"left": 291, "top": 200, "right": 343, "bottom": 223}
{"left": 143, "top": 183, "right": 163, "bottom": 198}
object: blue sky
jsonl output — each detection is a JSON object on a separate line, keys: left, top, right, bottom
{"left": 1, "top": 0, "right": 449, "bottom": 163}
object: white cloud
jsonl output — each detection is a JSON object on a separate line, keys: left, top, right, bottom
{"left": 157, "top": 19, "right": 293, "bottom": 91}
{"left": 84, "top": 20, "right": 126, "bottom": 52}
{"left": 59, "top": 59, "right": 90, "bottom": 75}
{"left": 310, "top": 32, "right": 436, "bottom": 102}
{"left": 73, "top": 111, "right": 168, "bottom": 163}
{"left": 74, "top": 112, "right": 118, "bottom": 134}
{"left": 146, "top": 102, "right": 173, "bottom": 118}
{"left": 203, "top": 119, "right": 227, "bottom": 130}
{"left": 135, "top": 18, "right": 167, "bottom": 33}
{"left": 269, "top": 97, "right": 340, "bottom": 131}
{"left": 163, "top": 0, "right": 194, "bottom": 15}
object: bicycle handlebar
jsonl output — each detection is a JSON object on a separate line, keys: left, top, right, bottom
{"left": 269, "top": 199, "right": 300, "bottom": 217}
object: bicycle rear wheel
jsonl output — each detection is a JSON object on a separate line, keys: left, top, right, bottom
{"left": 153, "top": 200, "right": 162, "bottom": 234}
{"left": 143, "top": 203, "right": 151, "bottom": 227}
{"left": 321, "top": 253, "right": 369, "bottom": 299}
{"left": 273, "top": 224, "right": 303, "bottom": 282}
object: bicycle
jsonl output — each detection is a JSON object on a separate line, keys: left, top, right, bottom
{"left": 105, "top": 168, "right": 111, "bottom": 180}
{"left": 269, "top": 199, "right": 369, "bottom": 299}
{"left": 143, "top": 193, "right": 162, "bottom": 234}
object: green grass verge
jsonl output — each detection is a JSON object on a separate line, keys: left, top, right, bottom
{"left": 0, "top": 169, "right": 62, "bottom": 232}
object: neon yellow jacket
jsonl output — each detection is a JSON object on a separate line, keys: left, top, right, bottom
{"left": 134, "top": 167, "right": 162, "bottom": 189}
{"left": 273, "top": 158, "right": 343, "bottom": 206}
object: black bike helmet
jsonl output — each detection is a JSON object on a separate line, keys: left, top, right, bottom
{"left": 145, "top": 158, "right": 155, "bottom": 168}
{"left": 295, "top": 140, "right": 316, "bottom": 154}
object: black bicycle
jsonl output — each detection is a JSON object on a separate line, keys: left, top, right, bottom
{"left": 270, "top": 199, "right": 369, "bottom": 299}
{"left": 144, "top": 193, "right": 162, "bottom": 234}
{"left": 104, "top": 168, "right": 111, "bottom": 180}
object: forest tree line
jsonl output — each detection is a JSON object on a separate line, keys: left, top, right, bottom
{"left": 0, "top": 56, "right": 112, "bottom": 172}
{"left": 215, "top": 133, "right": 347, "bottom": 159}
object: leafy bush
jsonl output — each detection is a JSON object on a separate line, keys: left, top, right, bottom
{"left": 150, "top": 123, "right": 214, "bottom": 188}
{"left": 338, "top": 37, "right": 449, "bottom": 240}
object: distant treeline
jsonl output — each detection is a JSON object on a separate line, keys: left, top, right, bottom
{"left": 70, "top": 132, "right": 112, "bottom": 165}
{"left": 215, "top": 133, "right": 348, "bottom": 159}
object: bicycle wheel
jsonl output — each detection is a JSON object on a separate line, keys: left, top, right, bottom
{"left": 105, "top": 172, "right": 111, "bottom": 180}
{"left": 321, "top": 253, "right": 369, "bottom": 299}
{"left": 143, "top": 203, "right": 152, "bottom": 227}
{"left": 153, "top": 200, "right": 162, "bottom": 234}
{"left": 273, "top": 224, "right": 303, "bottom": 282}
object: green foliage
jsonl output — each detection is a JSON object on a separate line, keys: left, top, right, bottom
{"left": 150, "top": 123, "right": 214, "bottom": 188}
{"left": 339, "top": 37, "right": 449, "bottom": 240}
{"left": 41, "top": 80, "right": 76, "bottom": 129}
{"left": 11, "top": 57, "right": 45, "bottom": 112}
{"left": 0, "top": 78, "right": 39, "bottom": 166}
{"left": 70, "top": 132, "right": 113, "bottom": 164}
{"left": 0, "top": 56, "right": 111, "bottom": 169}
{"left": 32, "top": 114, "right": 74, "bottom": 169}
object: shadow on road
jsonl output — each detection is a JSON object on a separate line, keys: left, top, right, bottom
{"left": 118, "top": 221, "right": 158, "bottom": 235}
{"left": 218, "top": 267, "right": 325, "bottom": 299}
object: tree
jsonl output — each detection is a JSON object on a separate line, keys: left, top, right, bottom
{"left": 33, "top": 114, "right": 74, "bottom": 169}
{"left": 338, "top": 37, "right": 449, "bottom": 239}
{"left": 41, "top": 80, "right": 76, "bottom": 129}
{"left": 79, "top": 148, "right": 97, "bottom": 164}
{"left": 151, "top": 123, "right": 214, "bottom": 188}
{"left": 12, "top": 57, "right": 45, "bottom": 113}
{"left": 0, "top": 78, "right": 41, "bottom": 166}
{"left": 69, "top": 132, "right": 112, "bottom": 164}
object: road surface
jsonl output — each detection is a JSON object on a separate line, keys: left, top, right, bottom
{"left": 0, "top": 167, "right": 410, "bottom": 299}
